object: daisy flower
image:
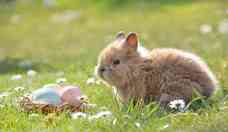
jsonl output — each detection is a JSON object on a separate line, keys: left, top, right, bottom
{"left": 11, "top": 74, "right": 22, "bottom": 81}
{"left": 88, "top": 111, "right": 112, "bottom": 120}
{"left": 71, "top": 112, "right": 87, "bottom": 119}
{"left": 135, "top": 122, "right": 141, "bottom": 128}
{"left": 199, "top": 24, "right": 212, "bottom": 34}
{"left": 86, "top": 77, "right": 96, "bottom": 85}
{"left": 218, "top": 19, "right": 228, "bottom": 33}
{"left": 169, "top": 99, "right": 186, "bottom": 112}
{"left": 27, "top": 70, "right": 37, "bottom": 77}
{"left": 29, "top": 113, "right": 39, "bottom": 118}
{"left": 0, "top": 92, "right": 10, "bottom": 99}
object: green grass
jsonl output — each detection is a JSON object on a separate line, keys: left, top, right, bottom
{"left": 0, "top": 0, "right": 228, "bottom": 131}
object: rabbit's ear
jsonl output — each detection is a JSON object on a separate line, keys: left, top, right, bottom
{"left": 125, "top": 32, "right": 138, "bottom": 50}
{"left": 116, "top": 31, "right": 125, "bottom": 40}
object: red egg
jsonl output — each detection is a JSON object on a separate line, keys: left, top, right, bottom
{"left": 59, "top": 85, "right": 82, "bottom": 106}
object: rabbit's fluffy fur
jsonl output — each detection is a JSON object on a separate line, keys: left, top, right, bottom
{"left": 96, "top": 32, "right": 218, "bottom": 105}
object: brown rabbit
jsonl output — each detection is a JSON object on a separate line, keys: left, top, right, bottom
{"left": 96, "top": 32, "right": 218, "bottom": 105}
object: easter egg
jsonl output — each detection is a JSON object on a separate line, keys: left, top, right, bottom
{"left": 32, "top": 87, "right": 61, "bottom": 105}
{"left": 59, "top": 86, "right": 82, "bottom": 106}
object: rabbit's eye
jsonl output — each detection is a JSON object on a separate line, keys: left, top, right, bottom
{"left": 113, "top": 59, "right": 120, "bottom": 65}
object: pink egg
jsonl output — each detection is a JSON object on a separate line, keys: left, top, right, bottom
{"left": 59, "top": 86, "right": 82, "bottom": 106}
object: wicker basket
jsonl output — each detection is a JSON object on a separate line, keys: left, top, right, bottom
{"left": 19, "top": 95, "right": 88, "bottom": 114}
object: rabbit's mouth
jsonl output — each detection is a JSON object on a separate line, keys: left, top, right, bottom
{"left": 95, "top": 65, "right": 117, "bottom": 85}
{"left": 96, "top": 66, "right": 110, "bottom": 79}
{"left": 100, "top": 69, "right": 113, "bottom": 82}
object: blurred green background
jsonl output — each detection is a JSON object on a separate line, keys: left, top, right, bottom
{"left": 0, "top": 0, "right": 227, "bottom": 74}
{"left": 0, "top": 0, "right": 228, "bottom": 131}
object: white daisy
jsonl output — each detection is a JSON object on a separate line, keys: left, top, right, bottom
{"left": 27, "top": 70, "right": 37, "bottom": 77}
{"left": 10, "top": 14, "right": 21, "bottom": 24}
{"left": 169, "top": 99, "right": 186, "bottom": 111}
{"left": 88, "top": 111, "right": 112, "bottom": 120}
{"left": 218, "top": 19, "right": 228, "bottom": 33}
{"left": 86, "top": 103, "right": 97, "bottom": 109}
{"left": 11, "top": 74, "right": 22, "bottom": 81}
{"left": 0, "top": 92, "right": 10, "bottom": 99}
{"left": 95, "top": 80, "right": 102, "bottom": 85}
{"left": 199, "top": 24, "right": 212, "bottom": 34}
{"left": 71, "top": 112, "right": 87, "bottom": 119}
{"left": 135, "top": 122, "right": 141, "bottom": 128}
{"left": 161, "top": 124, "right": 169, "bottom": 130}
{"left": 29, "top": 113, "right": 39, "bottom": 118}
{"left": 86, "top": 77, "right": 96, "bottom": 85}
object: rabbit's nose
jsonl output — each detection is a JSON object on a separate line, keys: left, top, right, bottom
{"left": 99, "top": 66, "right": 111, "bottom": 73}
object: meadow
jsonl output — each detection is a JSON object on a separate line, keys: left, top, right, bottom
{"left": 0, "top": 0, "right": 228, "bottom": 131}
